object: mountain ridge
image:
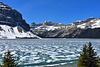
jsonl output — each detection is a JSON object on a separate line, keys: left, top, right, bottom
{"left": 30, "top": 17, "right": 100, "bottom": 38}
{"left": 0, "top": 2, "right": 100, "bottom": 38}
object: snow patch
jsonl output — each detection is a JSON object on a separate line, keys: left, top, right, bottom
{"left": 77, "top": 23, "right": 86, "bottom": 29}
{"left": 91, "top": 20, "right": 100, "bottom": 29}
{"left": 0, "top": 25, "right": 40, "bottom": 39}
{"left": 35, "top": 26, "right": 67, "bottom": 31}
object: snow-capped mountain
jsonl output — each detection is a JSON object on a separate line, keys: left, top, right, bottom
{"left": 1, "top": 2, "right": 100, "bottom": 38}
{"left": 77, "top": 18, "right": 100, "bottom": 29}
{"left": 30, "top": 21, "right": 67, "bottom": 30}
{"left": 30, "top": 17, "right": 100, "bottom": 38}
{"left": 30, "top": 21, "right": 69, "bottom": 37}
{"left": 0, "top": 2, "right": 40, "bottom": 39}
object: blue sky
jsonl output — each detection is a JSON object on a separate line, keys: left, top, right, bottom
{"left": 1, "top": 0, "right": 100, "bottom": 24}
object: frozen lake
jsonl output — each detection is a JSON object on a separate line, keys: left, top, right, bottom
{"left": 0, "top": 39, "right": 100, "bottom": 67}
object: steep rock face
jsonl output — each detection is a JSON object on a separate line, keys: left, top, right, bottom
{"left": 0, "top": 2, "right": 30, "bottom": 31}
{"left": 0, "top": 2, "right": 40, "bottom": 39}
{"left": 73, "top": 28, "right": 100, "bottom": 38}
{"left": 30, "top": 17, "right": 100, "bottom": 38}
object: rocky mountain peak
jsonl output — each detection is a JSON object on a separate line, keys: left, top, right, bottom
{"left": 84, "top": 17, "right": 95, "bottom": 21}
{"left": 41, "top": 21, "right": 54, "bottom": 26}
{"left": 42, "top": 21, "right": 50, "bottom": 23}
{"left": 0, "top": 2, "right": 30, "bottom": 31}
{"left": 0, "top": 2, "right": 7, "bottom": 7}
{"left": 73, "top": 17, "right": 95, "bottom": 25}
{"left": 0, "top": 2, "right": 11, "bottom": 10}
{"left": 30, "top": 22, "right": 36, "bottom": 25}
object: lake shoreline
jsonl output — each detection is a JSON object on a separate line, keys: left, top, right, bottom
{"left": 44, "top": 62, "right": 77, "bottom": 67}
{"left": 15, "top": 37, "right": 100, "bottom": 39}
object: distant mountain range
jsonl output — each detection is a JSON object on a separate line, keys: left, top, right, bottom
{"left": 30, "top": 17, "right": 100, "bottom": 38}
{"left": 0, "top": 2, "right": 100, "bottom": 39}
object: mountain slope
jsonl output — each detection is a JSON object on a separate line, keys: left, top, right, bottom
{"left": 30, "top": 17, "right": 100, "bottom": 38}
{"left": 0, "top": 25, "right": 40, "bottom": 39}
{"left": 0, "top": 2, "right": 40, "bottom": 39}
{"left": 30, "top": 21, "right": 68, "bottom": 38}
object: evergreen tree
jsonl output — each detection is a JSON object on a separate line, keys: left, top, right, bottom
{"left": 1, "top": 50, "right": 17, "bottom": 67}
{"left": 87, "top": 42, "right": 98, "bottom": 67}
{"left": 77, "top": 45, "right": 90, "bottom": 67}
{"left": 77, "top": 42, "right": 99, "bottom": 67}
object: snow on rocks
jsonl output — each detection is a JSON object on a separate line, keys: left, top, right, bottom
{"left": 0, "top": 25, "right": 40, "bottom": 39}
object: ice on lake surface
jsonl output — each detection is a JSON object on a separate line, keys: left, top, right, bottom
{"left": 0, "top": 39, "right": 100, "bottom": 67}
